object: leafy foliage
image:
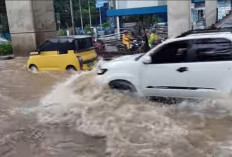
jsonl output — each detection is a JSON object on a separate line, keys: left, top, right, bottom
{"left": 58, "top": 29, "right": 67, "bottom": 36}
{"left": 101, "top": 22, "right": 110, "bottom": 28}
{"left": 0, "top": 42, "right": 13, "bottom": 56}
{"left": 84, "top": 24, "right": 93, "bottom": 35}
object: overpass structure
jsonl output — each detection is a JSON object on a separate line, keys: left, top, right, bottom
{"left": 168, "top": 0, "right": 217, "bottom": 38}
{"left": 5, "top": 0, "right": 56, "bottom": 56}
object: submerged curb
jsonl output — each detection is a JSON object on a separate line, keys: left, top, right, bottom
{"left": 0, "top": 55, "right": 14, "bottom": 60}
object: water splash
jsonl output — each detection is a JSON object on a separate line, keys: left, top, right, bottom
{"left": 38, "top": 72, "right": 189, "bottom": 157}
{"left": 1, "top": 58, "right": 232, "bottom": 156}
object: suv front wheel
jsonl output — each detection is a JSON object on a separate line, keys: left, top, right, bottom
{"left": 109, "top": 80, "right": 136, "bottom": 95}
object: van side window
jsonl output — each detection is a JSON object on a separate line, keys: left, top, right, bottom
{"left": 189, "top": 38, "right": 232, "bottom": 62}
{"left": 39, "top": 41, "right": 56, "bottom": 52}
{"left": 58, "top": 39, "right": 74, "bottom": 54}
{"left": 151, "top": 41, "right": 189, "bottom": 64}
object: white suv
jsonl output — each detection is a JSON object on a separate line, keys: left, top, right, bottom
{"left": 97, "top": 32, "right": 232, "bottom": 99}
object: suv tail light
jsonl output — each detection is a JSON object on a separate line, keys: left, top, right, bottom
{"left": 77, "top": 56, "right": 83, "bottom": 70}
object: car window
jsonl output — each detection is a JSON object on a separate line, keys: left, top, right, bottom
{"left": 58, "top": 38, "right": 74, "bottom": 54}
{"left": 77, "top": 38, "right": 93, "bottom": 51}
{"left": 188, "top": 38, "right": 232, "bottom": 62}
{"left": 39, "top": 40, "right": 57, "bottom": 52}
{"left": 151, "top": 41, "right": 189, "bottom": 64}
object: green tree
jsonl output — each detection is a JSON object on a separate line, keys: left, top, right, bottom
{"left": 0, "top": 42, "right": 13, "bottom": 56}
{"left": 54, "top": 0, "right": 100, "bottom": 29}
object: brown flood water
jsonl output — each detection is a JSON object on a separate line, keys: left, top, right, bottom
{"left": 0, "top": 57, "right": 232, "bottom": 157}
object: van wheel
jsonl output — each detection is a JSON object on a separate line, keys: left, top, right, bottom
{"left": 109, "top": 80, "right": 136, "bottom": 96}
{"left": 29, "top": 65, "right": 38, "bottom": 73}
{"left": 66, "top": 65, "right": 76, "bottom": 71}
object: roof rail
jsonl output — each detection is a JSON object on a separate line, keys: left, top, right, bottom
{"left": 176, "top": 28, "right": 232, "bottom": 38}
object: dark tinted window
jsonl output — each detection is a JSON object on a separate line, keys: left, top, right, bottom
{"left": 39, "top": 40, "right": 57, "bottom": 52}
{"left": 58, "top": 38, "right": 74, "bottom": 54}
{"left": 152, "top": 41, "right": 189, "bottom": 64}
{"left": 189, "top": 38, "right": 232, "bottom": 62}
{"left": 77, "top": 38, "right": 93, "bottom": 50}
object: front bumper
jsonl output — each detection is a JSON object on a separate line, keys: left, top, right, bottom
{"left": 82, "top": 59, "right": 98, "bottom": 71}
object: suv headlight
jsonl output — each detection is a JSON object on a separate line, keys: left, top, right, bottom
{"left": 97, "top": 68, "right": 107, "bottom": 75}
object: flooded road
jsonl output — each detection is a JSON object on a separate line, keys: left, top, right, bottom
{"left": 1, "top": 57, "right": 232, "bottom": 157}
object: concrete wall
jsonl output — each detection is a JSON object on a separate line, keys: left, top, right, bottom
{"left": 168, "top": 0, "right": 191, "bottom": 38}
{"left": 167, "top": 0, "right": 217, "bottom": 37}
{"left": 205, "top": 0, "right": 217, "bottom": 27}
{"left": 5, "top": 0, "right": 56, "bottom": 56}
{"left": 32, "top": 0, "right": 57, "bottom": 46}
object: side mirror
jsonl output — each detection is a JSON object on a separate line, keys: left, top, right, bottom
{"left": 142, "top": 56, "right": 152, "bottom": 64}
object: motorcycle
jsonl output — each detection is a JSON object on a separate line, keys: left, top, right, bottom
{"left": 93, "top": 38, "right": 105, "bottom": 51}
{"left": 117, "top": 39, "right": 145, "bottom": 54}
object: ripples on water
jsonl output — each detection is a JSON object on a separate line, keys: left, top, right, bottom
{"left": 0, "top": 58, "right": 232, "bottom": 157}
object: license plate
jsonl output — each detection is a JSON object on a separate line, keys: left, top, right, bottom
{"left": 87, "top": 62, "right": 93, "bottom": 67}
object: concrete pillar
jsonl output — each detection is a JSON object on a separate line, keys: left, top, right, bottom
{"left": 205, "top": 0, "right": 217, "bottom": 28}
{"left": 5, "top": 0, "right": 56, "bottom": 56}
{"left": 167, "top": 0, "right": 191, "bottom": 38}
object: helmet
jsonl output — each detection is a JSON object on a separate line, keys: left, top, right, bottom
{"left": 123, "top": 30, "right": 129, "bottom": 34}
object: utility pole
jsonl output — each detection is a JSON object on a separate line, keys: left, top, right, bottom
{"left": 115, "top": 0, "right": 120, "bottom": 40}
{"left": 99, "top": 7, "right": 102, "bottom": 29}
{"left": 79, "top": 0, "right": 84, "bottom": 32}
{"left": 88, "top": 0, "right": 92, "bottom": 27}
{"left": 69, "top": 0, "right": 75, "bottom": 35}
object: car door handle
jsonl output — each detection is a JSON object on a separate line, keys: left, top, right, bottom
{"left": 177, "top": 67, "right": 188, "bottom": 73}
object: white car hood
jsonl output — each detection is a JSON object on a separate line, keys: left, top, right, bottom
{"left": 98, "top": 54, "right": 143, "bottom": 69}
{"left": 112, "top": 54, "right": 143, "bottom": 62}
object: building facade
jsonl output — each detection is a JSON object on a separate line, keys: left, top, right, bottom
{"left": 107, "top": 0, "right": 232, "bottom": 38}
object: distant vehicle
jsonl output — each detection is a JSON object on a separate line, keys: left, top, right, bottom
{"left": 153, "top": 22, "right": 167, "bottom": 27}
{"left": 0, "top": 37, "right": 8, "bottom": 44}
{"left": 97, "top": 31, "right": 232, "bottom": 99}
{"left": 27, "top": 35, "right": 97, "bottom": 72}
{"left": 93, "top": 38, "right": 105, "bottom": 50}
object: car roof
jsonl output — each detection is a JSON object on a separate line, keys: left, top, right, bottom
{"left": 56, "top": 35, "right": 92, "bottom": 39}
{"left": 166, "top": 32, "right": 232, "bottom": 43}
{"left": 0, "top": 37, "right": 8, "bottom": 41}
{"left": 0, "top": 37, "right": 8, "bottom": 44}
{"left": 48, "top": 35, "right": 92, "bottom": 43}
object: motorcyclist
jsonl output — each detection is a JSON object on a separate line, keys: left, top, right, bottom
{"left": 148, "top": 29, "right": 159, "bottom": 48}
{"left": 122, "top": 30, "right": 132, "bottom": 50}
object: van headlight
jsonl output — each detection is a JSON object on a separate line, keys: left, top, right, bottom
{"left": 97, "top": 68, "right": 107, "bottom": 75}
